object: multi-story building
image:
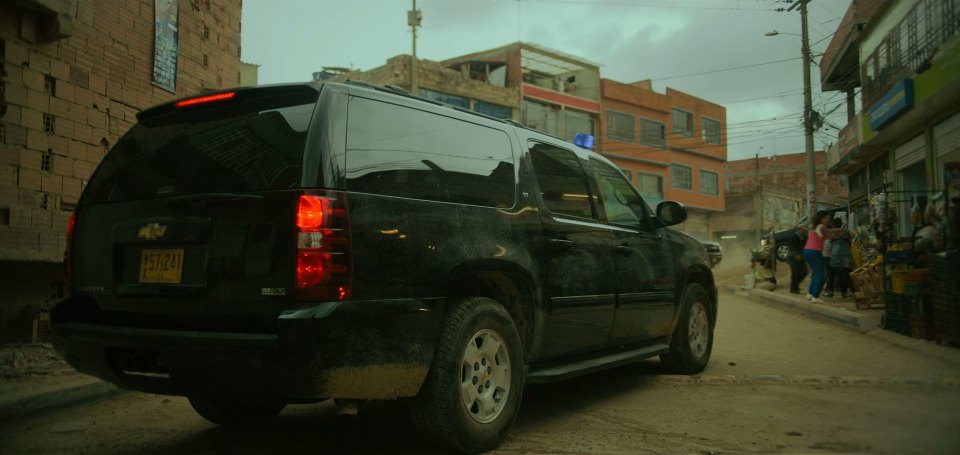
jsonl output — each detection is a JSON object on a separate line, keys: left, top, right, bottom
{"left": 711, "top": 151, "right": 848, "bottom": 243}
{"left": 823, "top": 0, "right": 960, "bottom": 238}
{"left": 0, "top": 0, "right": 243, "bottom": 340}
{"left": 331, "top": 54, "right": 521, "bottom": 121}
{"left": 598, "top": 79, "right": 726, "bottom": 241}
{"left": 337, "top": 42, "right": 600, "bottom": 141}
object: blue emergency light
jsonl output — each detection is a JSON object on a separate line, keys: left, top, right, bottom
{"left": 574, "top": 133, "right": 595, "bottom": 149}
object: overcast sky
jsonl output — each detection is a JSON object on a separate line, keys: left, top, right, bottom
{"left": 241, "top": 0, "right": 853, "bottom": 161}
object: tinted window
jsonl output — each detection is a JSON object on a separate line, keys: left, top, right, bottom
{"left": 474, "top": 101, "right": 512, "bottom": 119}
{"left": 589, "top": 159, "right": 647, "bottom": 226}
{"left": 529, "top": 143, "right": 594, "bottom": 219}
{"left": 345, "top": 97, "right": 515, "bottom": 208}
{"left": 84, "top": 92, "right": 318, "bottom": 204}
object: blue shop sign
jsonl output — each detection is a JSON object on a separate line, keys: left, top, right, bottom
{"left": 869, "top": 79, "right": 914, "bottom": 131}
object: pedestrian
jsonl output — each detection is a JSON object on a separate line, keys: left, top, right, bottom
{"left": 822, "top": 225, "right": 834, "bottom": 297}
{"left": 785, "top": 226, "right": 808, "bottom": 294}
{"left": 829, "top": 218, "right": 855, "bottom": 299}
{"left": 803, "top": 210, "right": 834, "bottom": 303}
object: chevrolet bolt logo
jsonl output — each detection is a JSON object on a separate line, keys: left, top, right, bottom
{"left": 137, "top": 223, "right": 168, "bottom": 241}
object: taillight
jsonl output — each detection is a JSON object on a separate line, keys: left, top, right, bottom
{"left": 65, "top": 212, "right": 76, "bottom": 292}
{"left": 174, "top": 91, "right": 236, "bottom": 108}
{"left": 296, "top": 192, "right": 352, "bottom": 301}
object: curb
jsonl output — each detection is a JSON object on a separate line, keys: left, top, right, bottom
{"left": 0, "top": 376, "right": 121, "bottom": 421}
{"left": 722, "top": 284, "right": 875, "bottom": 332}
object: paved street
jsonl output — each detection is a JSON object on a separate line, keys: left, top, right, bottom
{"left": 3, "top": 285, "right": 959, "bottom": 454}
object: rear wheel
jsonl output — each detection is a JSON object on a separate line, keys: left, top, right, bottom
{"left": 660, "top": 283, "right": 714, "bottom": 374}
{"left": 410, "top": 297, "right": 525, "bottom": 453}
{"left": 188, "top": 396, "right": 286, "bottom": 426}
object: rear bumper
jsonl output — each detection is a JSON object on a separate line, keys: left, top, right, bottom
{"left": 51, "top": 297, "right": 444, "bottom": 401}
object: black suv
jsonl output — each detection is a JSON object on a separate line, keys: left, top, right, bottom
{"left": 770, "top": 206, "right": 846, "bottom": 261}
{"left": 52, "top": 82, "right": 717, "bottom": 453}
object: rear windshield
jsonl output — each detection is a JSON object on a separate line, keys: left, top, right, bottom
{"left": 83, "top": 91, "right": 319, "bottom": 204}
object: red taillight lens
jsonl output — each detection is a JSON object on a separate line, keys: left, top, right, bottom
{"left": 295, "top": 192, "right": 351, "bottom": 301}
{"left": 65, "top": 212, "right": 76, "bottom": 291}
{"left": 174, "top": 91, "right": 236, "bottom": 108}
{"left": 297, "top": 195, "right": 326, "bottom": 230}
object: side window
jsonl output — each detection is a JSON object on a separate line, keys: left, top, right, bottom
{"left": 589, "top": 159, "right": 648, "bottom": 227}
{"left": 345, "top": 97, "right": 515, "bottom": 208}
{"left": 529, "top": 142, "right": 595, "bottom": 219}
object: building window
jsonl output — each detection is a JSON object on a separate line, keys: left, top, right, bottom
{"left": 43, "top": 113, "right": 55, "bottom": 134}
{"left": 419, "top": 89, "right": 469, "bottom": 109}
{"left": 203, "top": 25, "right": 210, "bottom": 40}
{"left": 44, "top": 75, "right": 56, "bottom": 96}
{"left": 474, "top": 101, "right": 512, "bottom": 119}
{"left": 671, "top": 164, "right": 692, "bottom": 190}
{"left": 702, "top": 117, "right": 721, "bottom": 145}
{"left": 672, "top": 109, "right": 693, "bottom": 137}
{"left": 0, "top": 123, "right": 5, "bottom": 144}
{"left": 606, "top": 110, "right": 635, "bottom": 142}
{"left": 640, "top": 118, "right": 665, "bottom": 148}
{"left": 522, "top": 100, "right": 556, "bottom": 135}
{"left": 203, "top": 54, "right": 209, "bottom": 67}
{"left": 700, "top": 170, "right": 719, "bottom": 195}
{"left": 42, "top": 150, "right": 54, "bottom": 172}
{"left": 237, "top": 46, "right": 242, "bottom": 58}
{"left": 638, "top": 173, "right": 663, "bottom": 204}
{"left": 562, "top": 110, "right": 594, "bottom": 143}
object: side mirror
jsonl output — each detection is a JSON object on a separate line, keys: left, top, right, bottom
{"left": 656, "top": 201, "right": 687, "bottom": 227}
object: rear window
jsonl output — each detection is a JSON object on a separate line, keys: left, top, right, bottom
{"left": 345, "top": 97, "right": 515, "bottom": 208}
{"left": 83, "top": 90, "right": 318, "bottom": 204}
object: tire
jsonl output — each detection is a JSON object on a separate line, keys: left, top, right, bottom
{"left": 660, "top": 283, "right": 714, "bottom": 374}
{"left": 776, "top": 243, "right": 791, "bottom": 262}
{"left": 188, "top": 396, "right": 286, "bottom": 426}
{"left": 409, "top": 297, "right": 525, "bottom": 454}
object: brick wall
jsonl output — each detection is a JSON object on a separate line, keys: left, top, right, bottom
{"left": 335, "top": 55, "right": 520, "bottom": 116}
{"left": 0, "top": 0, "right": 243, "bottom": 340}
{"left": 1, "top": 0, "right": 242, "bottom": 262}
{"left": 725, "top": 152, "right": 849, "bottom": 204}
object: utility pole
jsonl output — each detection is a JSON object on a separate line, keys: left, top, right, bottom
{"left": 408, "top": 1, "right": 422, "bottom": 94}
{"left": 799, "top": 0, "right": 816, "bottom": 222}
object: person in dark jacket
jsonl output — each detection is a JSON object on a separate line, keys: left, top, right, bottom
{"left": 785, "top": 225, "right": 808, "bottom": 294}
{"left": 829, "top": 218, "right": 855, "bottom": 298}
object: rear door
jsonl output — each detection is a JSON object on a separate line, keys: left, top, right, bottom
{"left": 528, "top": 142, "right": 616, "bottom": 359}
{"left": 72, "top": 86, "right": 321, "bottom": 333}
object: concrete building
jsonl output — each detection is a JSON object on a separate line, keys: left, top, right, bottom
{"left": 712, "top": 151, "right": 849, "bottom": 245}
{"left": 0, "top": 0, "right": 243, "bottom": 341}
{"left": 823, "top": 0, "right": 960, "bottom": 239}
{"left": 337, "top": 42, "right": 600, "bottom": 140}
{"left": 599, "top": 79, "right": 726, "bottom": 241}
{"left": 240, "top": 61, "right": 260, "bottom": 86}
{"left": 333, "top": 54, "right": 521, "bottom": 121}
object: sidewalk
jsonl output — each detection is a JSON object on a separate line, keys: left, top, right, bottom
{"left": 722, "top": 281, "right": 960, "bottom": 367}
{"left": 0, "top": 344, "right": 120, "bottom": 421}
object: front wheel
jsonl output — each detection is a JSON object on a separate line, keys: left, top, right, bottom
{"left": 409, "top": 297, "right": 525, "bottom": 453}
{"left": 188, "top": 396, "right": 286, "bottom": 426}
{"left": 660, "top": 283, "right": 714, "bottom": 374}
{"left": 776, "top": 243, "right": 791, "bottom": 262}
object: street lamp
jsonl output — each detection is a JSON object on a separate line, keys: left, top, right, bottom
{"left": 765, "top": 0, "right": 816, "bottom": 223}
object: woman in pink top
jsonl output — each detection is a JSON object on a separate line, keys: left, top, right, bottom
{"left": 802, "top": 211, "right": 833, "bottom": 302}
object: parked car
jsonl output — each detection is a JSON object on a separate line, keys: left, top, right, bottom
{"left": 770, "top": 206, "right": 847, "bottom": 261}
{"left": 701, "top": 240, "right": 722, "bottom": 268}
{"left": 51, "top": 81, "right": 717, "bottom": 454}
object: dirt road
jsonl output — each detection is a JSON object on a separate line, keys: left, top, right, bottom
{"left": 3, "top": 289, "right": 959, "bottom": 454}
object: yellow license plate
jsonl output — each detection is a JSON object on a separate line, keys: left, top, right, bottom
{"left": 139, "top": 249, "right": 185, "bottom": 284}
